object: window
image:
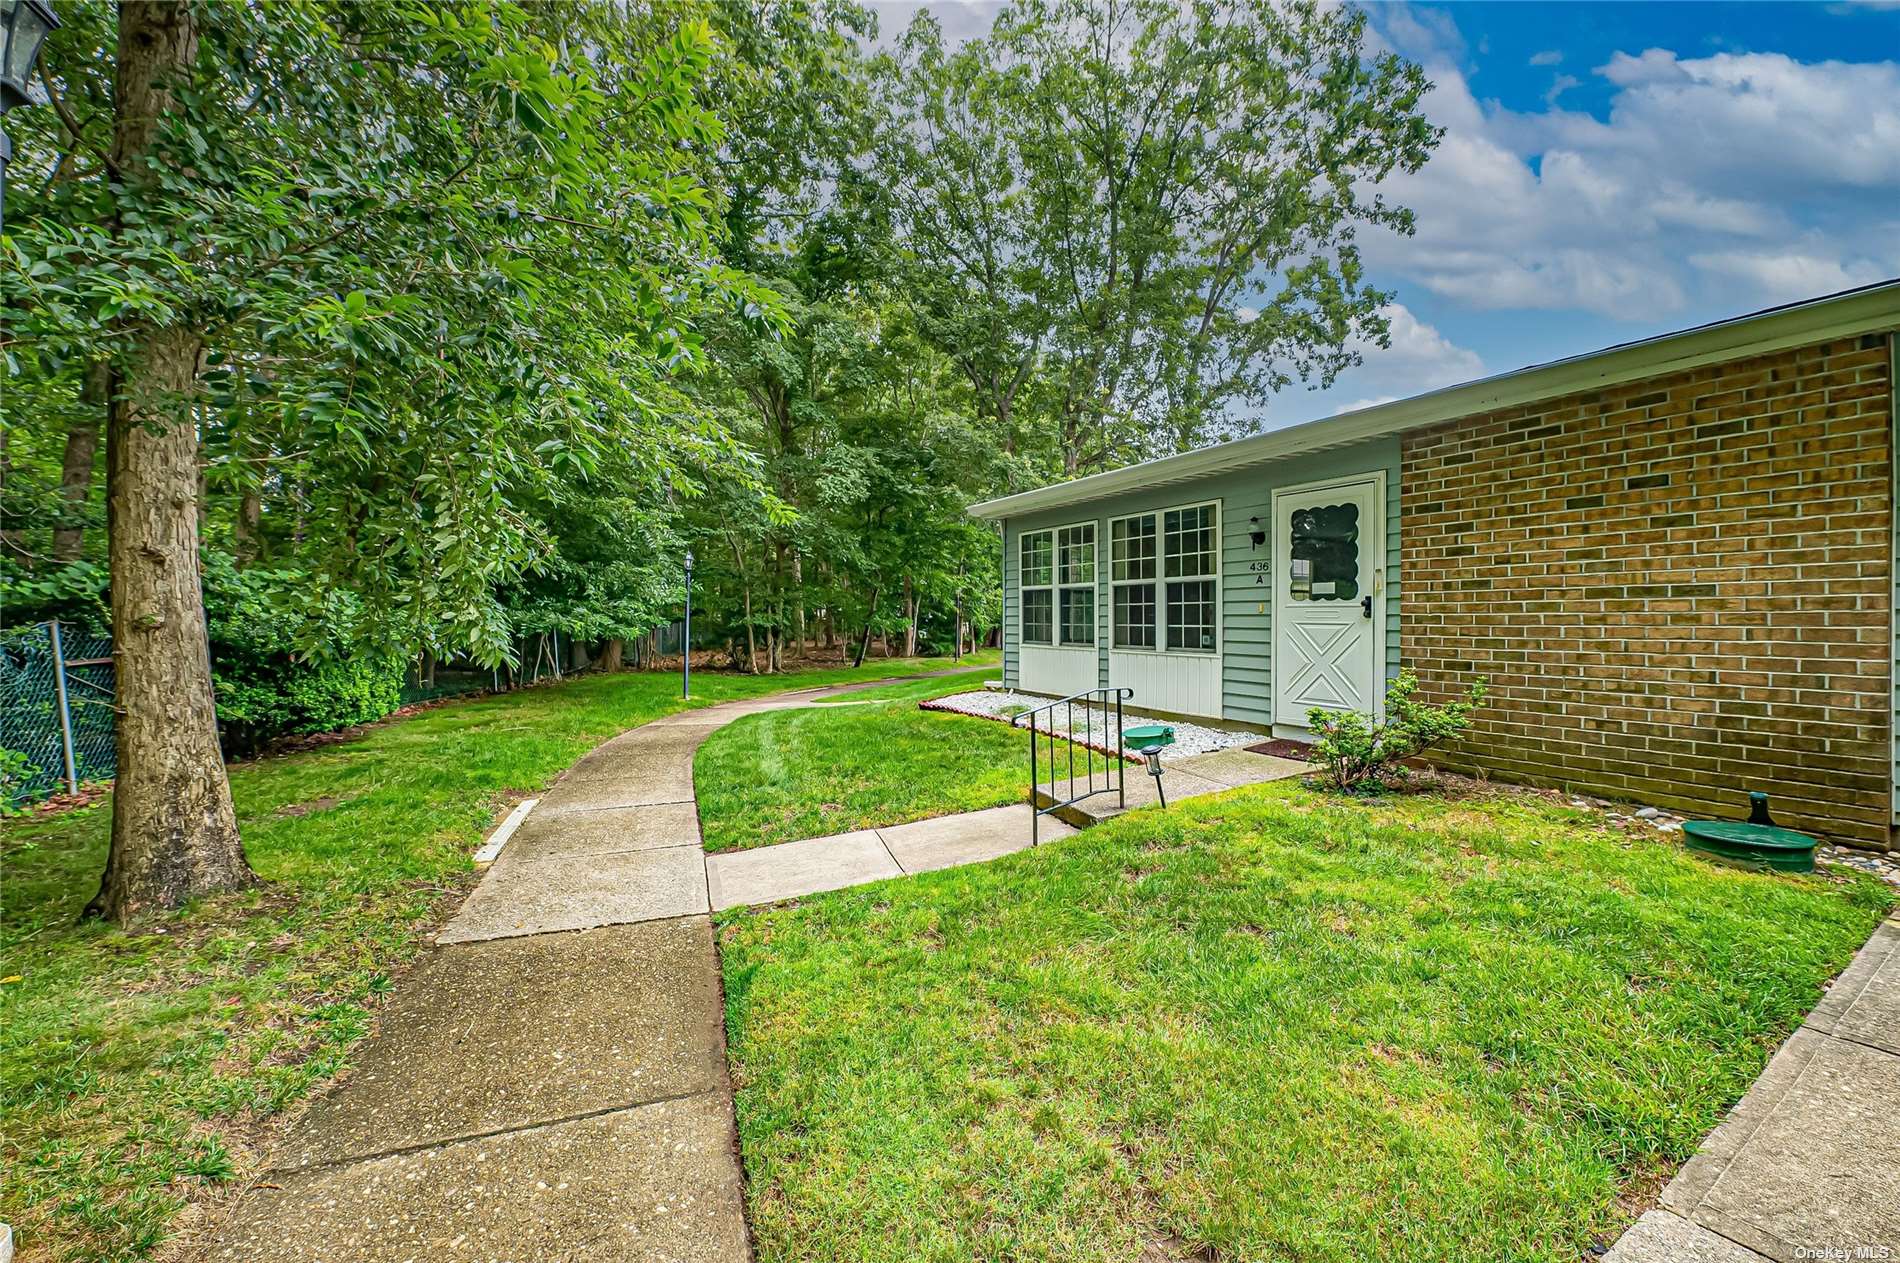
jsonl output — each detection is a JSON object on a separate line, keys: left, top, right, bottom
{"left": 1113, "top": 583, "right": 1155, "bottom": 648}
{"left": 1287, "top": 502, "right": 1360, "bottom": 602}
{"left": 1056, "top": 523, "right": 1096, "bottom": 646}
{"left": 1111, "top": 515, "right": 1156, "bottom": 648}
{"left": 1020, "top": 531, "right": 1053, "bottom": 645}
{"left": 1164, "top": 505, "right": 1218, "bottom": 649}
{"left": 1111, "top": 502, "right": 1218, "bottom": 652}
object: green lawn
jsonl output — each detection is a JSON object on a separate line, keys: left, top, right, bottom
{"left": 694, "top": 673, "right": 1117, "bottom": 853}
{"left": 0, "top": 651, "right": 994, "bottom": 1263}
{"left": 718, "top": 780, "right": 1895, "bottom": 1262}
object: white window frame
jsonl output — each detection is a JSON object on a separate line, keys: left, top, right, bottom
{"left": 1018, "top": 528, "right": 1055, "bottom": 646}
{"left": 1055, "top": 522, "right": 1097, "bottom": 648}
{"left": 1108, "top": 499, "right": 1221, "bottom": 655}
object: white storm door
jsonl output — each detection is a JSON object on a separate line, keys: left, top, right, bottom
{"left": 1272, "top": 477, "right": 1384, "bottom": 730}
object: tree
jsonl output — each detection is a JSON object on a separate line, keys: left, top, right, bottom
{"left": 94, "top": 0, "right": 251, "bottom": 920}
{"left": 8, "top": 1, "right": 761, "bottom": 922}
{"left": 872, "top": 0, "right": 1440, "bottom": 473}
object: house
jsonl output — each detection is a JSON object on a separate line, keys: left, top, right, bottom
{"left": 970, "top": 281, "right": 1900, "bottom": 850}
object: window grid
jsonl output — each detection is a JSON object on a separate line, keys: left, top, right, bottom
{"left": 1113, "top": 583, "right": 1156, "bottom": 649}
{"left": 1056, "top": 523, "right": 1096, "bottom": 647}
{"left": 1020, "top": 530, "right": 1054, "bottom": 645}
{"left": 1109, "top": 502, "right": 1218, "bottom": 654}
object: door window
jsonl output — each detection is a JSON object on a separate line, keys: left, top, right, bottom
{"left": 1287, "top": 503, "right": 1359, "bottom": 602}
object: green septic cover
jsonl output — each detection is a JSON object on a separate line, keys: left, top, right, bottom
{"left": 1682, "top": 819, "right": 1818, "bottom": 873}
{"left": 1124, "top": 723, "right": 1174, "bottom": 749}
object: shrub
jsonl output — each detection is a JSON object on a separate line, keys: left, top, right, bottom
{"left": 1306, "top": 670, "right": 1486, "bottom": 792}
{"left": 204, "top": 557, "right": 407, "bottom": 757}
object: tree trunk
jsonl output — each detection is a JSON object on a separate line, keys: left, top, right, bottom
{"left": 597, "top": 638, "right": 623, "bottom": 673}
{"left": 89, "top": 322, "right": 251, "bottom": 923}
{"left": 87, "top": 1, "right": 250, "bottom": 925}
{"left": 901, "top": 576, "right": 917, "bottom": 658}
{"left": 741, "top": 584, "right": 757, "bottom": 674}
{"left": 790, "top": 551, "right": 806, "bottom": 654}
{"left": 953, "top": 588, "right": 964, "bottom": 663}
{"left": 52, "top": 362, "right": 108, "bottom": 562}
{"left": 853, "top": 585, "right": 880, "bottom": 669}
{"left": 234, "top": 491, "right": 263, "bottom": 565}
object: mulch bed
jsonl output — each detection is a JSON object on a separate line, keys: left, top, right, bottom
{"left": 1244, "top": 738, "right": 1314, "bottom": 761}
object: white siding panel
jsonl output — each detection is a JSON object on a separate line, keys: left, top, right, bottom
{"left": 1020, "top": 645, "right": 1099, "bottom": 698}
{"left": 1108, "top": 652, "right": 1222, "bottom": 718}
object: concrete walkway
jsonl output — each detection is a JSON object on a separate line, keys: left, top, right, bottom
{"left": 198, "top": 692, "right": 812, "bottom": 1262}
{"left": 206, "top": 668, "right": 1297, "bottom": 1261}
{"left": 1606, "top": 913, "right": 1900, "bottom": 1262}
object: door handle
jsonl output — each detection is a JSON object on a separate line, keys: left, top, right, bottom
{"left": 1361, "top": 596, "right": 1372, "bottom": 619}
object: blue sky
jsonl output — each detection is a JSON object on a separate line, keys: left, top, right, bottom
{"left": 873, "top": 0, "right": 1900, "bottom": 424}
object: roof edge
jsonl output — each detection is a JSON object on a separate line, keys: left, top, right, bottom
{"left": 970, "top": 278, "right": 1900, "bottom": 521}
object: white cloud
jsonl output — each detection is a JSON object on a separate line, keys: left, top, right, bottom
{"left": 1326, "top": 302, "right": 1485, "bottom": 414}
{"left": 1543, "top": 73, "right": 1580, "bottom": 106}
{"left": 1529, "top": 49, "right": 1564, "bottom": 67}
{"left": 1686, "top": 249, "right": 1889, "bottom": 303}
{"left": 1361, "top": 12, "right": 1900, "bottom": 318}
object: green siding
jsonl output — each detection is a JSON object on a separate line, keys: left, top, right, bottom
{"left": 998, "top": 436, "right": 1401, "bottom": 722}
{"left": 1001, "top": 520, "right": 1019, "bottom": 689}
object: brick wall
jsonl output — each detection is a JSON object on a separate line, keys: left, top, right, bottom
{"left": 1400, "top": 334, "right": 1894, "bottom": 849}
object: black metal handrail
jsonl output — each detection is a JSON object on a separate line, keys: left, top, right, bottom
{"left": 1011, "top": 686, "right": 1132, "bottom": 846}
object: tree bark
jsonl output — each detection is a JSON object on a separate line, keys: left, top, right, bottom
{"left": 53, "top": 362, "right": 108, "bottom": 562}
{"left": 902, "top": 576, "right": 918, "bottom": 658}
{"left": 87, "top": 1, "right": 251, "bottom": 925}
{"left": 233, "top": 490, "right": 263, "bottom": 565}
{"left": 789, "top": 551, "right": 806, "bottom": 654}
{"left": 597, "top": 638, "right": 623, "bottom": 673}
{"left": 853, "top": 585, "right": 879, "bottom": 669}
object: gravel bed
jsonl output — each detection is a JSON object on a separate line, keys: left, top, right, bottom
{"left": 1818, "top": 844, "right": 1900, "bottom": 887}
{"left": 922, "top": 689, "right": 1264, "bottom": 761}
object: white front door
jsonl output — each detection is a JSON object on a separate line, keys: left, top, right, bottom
{"left": 1272, "top": 475, "right": 1385, "bottom": 730}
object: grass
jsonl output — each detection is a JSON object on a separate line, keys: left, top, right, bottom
{"left": 694, "top": 672, "right": 1117, "bottom": 852}
{"left": 718, "top": 779, "right": 1896, "bottom": 1262}
{"left": 0, "top": 650, "right": 995, "bottom": 1263}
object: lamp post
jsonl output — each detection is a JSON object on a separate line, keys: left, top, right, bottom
{"left": 0, "top": 0, "right": 60, "bottom": 237}
{"left": 682, "top": 549, "right": 693, "bottom": 700}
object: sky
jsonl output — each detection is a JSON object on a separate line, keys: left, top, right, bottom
{"left": 866, "top": 0, "right": 1900, "bottom": 425}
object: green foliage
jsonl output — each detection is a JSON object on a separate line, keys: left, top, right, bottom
{"left": 0, "top": 748, "right": 41, "bottom": 817}
{"left": 872, "top": 0, "right": 1441, "bottom": 470}
{"left": 0, "top": 559, "right": 108, "bottom": 633}
{"left": 203, "top": 558, "right": 405, "bottom": 755}
{"left": 7, "top": 0, "right": 775, "bottom": 667}
{"left": 1307, "top": 670, "right": 1487, "bottom": 791}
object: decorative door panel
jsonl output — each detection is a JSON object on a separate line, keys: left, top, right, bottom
{"left": 1272, "top": 479, "right": 1383, "bottom": 729}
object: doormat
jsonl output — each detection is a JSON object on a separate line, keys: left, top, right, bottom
{"left": 1245, "top": 738, "right": 1313, "bottom": 761}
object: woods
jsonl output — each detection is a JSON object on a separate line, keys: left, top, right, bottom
{"left": 0, "top": 0, "right": 1435, "bottom": 923}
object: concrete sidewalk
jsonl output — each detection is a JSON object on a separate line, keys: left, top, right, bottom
{"left": 1606, "top": 914, "right": 1900, "bottom": 1262}
{"left": 199, "top": 691, "right": 784, "bottom": 1262}
{"left": 198, "top": 664, "right": 1083, "bottom": 1262}
{"left": 705, "top": 802, "right": 1074, "bottom": 910}
{"left": 1035, "top": 745, "right": 1307, "bottom": 826}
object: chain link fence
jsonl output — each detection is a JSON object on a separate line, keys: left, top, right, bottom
{"left": 1, "top": 621, "right": 116, "bottom": 809}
